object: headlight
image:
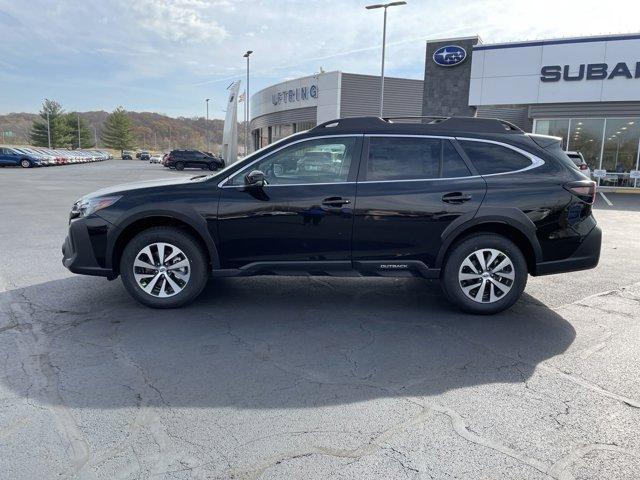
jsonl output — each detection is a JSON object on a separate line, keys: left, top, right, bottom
{"left": 70, "top": 195, "right": 122, "bottom": 219}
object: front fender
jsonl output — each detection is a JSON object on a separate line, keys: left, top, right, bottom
{"left": 103, "top": 202, "right": 220, "bottom": 271}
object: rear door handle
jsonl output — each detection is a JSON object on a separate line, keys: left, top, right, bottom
{"left": 322, "top": 196, "right": 351, "bottom": 207}
{"left": 441, "top": 192, "right": 472, "bottom": 204}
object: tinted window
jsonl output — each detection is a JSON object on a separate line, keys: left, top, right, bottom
{"left": 229, "top": 137, "right": 357, "bottom": 186}
{"left": 366, "top": 137, "right": 440, "bottom": 181}
{"left": 442, "top": 140, "right": 471, "bottom": 177}
{"left": 365, "top": 137, "right": 471, "bottom": 181}
{"left": 460, "top": 141, "right": 532, "bottom": 175}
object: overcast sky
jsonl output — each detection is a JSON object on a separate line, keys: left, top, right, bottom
{"left": 1, "top": 0, "right": 638, "bottom": 119}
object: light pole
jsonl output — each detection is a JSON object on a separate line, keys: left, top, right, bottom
{"left": 365, "top": 1, "right": 406, "bottom": 117}
{"left": 93, "top": 126, "right": 98, "bottom": 148}
{"left": 243, "top": 50, "right": 253, "bottom": 155}
{"left": 46, "top": 111, "right": 52, "bottom": 148}
{"left": 77, "top": 114, "right": 81, "bottom": 149}
{"left": 205, "top": 98, "right": 210, "bottom": 152}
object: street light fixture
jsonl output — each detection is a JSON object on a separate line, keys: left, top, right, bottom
{"left": 243, "top": 50, "right": 253, "bottom": 155}
{"left": 205, "top": 98, "right": 210, "bottom": 152}
{"left": 366, "top": 1, "right": 407, "bottom": 117}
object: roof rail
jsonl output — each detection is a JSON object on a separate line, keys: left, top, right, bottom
{"left": 429, "top": 116, "right": 524, "bottom": 134}
{"left": 382, "top": 115, "right": 448, "bottom": 123}
{"left": 309, "top": 115, "right": 524, "bottom": 135}
{"left": 310, "top": 117, "right": 388, "bottom": 132}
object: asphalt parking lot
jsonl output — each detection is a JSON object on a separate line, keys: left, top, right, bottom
{"left": 1, "top": 160, "right": 639, "bottom": 479}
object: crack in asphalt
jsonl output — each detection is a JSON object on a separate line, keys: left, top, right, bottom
{"left": 1, "top": 273, "right": 640, "bottom": 478}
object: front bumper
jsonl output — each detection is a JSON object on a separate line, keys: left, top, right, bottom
{"left": 533, "top": 225, "right": 602, "bottom": 276}
{"left": 62, "top": 216, "right": 115, "bottom": 278}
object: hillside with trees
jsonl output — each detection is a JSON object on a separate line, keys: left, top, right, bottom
{"left": 0, "top": 102, "right": 247, "bottom": 154}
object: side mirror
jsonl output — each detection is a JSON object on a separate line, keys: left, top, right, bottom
{"left": 244, "top": 170, "right": 267, "bottom": 188}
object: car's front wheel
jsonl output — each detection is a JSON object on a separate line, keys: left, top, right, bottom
{"left": 20, "top": 159, "right": 32, "bottom": 168}
{"left": 174, "top": 161, "right": 184, "bottom": 171}
{"left": 208, "top": 163, "right": 217, "bottom": 171}
{"left": 441, "top": 233, "right": 527, "bottom": 314}
{"left": 120, "top": 227, "right": 209, "bottom": 308}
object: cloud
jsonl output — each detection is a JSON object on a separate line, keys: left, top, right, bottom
{"left": 1, "top": 0, "right": 639, "bottom": 117}
{"left": 133, "top": 0, "right": 229, "bottom": 43}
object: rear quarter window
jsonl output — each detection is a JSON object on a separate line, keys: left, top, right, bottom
{"left": 549, "top": 144, "right": 581, "bottom": 171}
{"left": 459, "top": 140, "right": 532, "bottom": 175}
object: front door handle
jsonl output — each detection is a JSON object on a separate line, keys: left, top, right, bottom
{"left": 322, "top": 196, "right": 351, "bottom": 208}
{"left": 442, "top": 192, "right": 472, "bottom": 204}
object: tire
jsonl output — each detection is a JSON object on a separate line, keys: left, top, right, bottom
{"left": 20, "top": 159, "right": 31, "bottom": 168}
{"left": 208, "top": 163, "right": 217, "bottom": 171}
{"left": 175, "top": 161, "right": 184, "bottom": 171}
{"left": 120, "top": 227, "right": 209, "bottom": 308}
{"left": 441, "top": 233, "right": 527, "bottom": 315}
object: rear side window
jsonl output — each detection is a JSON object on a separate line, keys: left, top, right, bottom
{"left": 442, "top": 140, "right": 471, "bottom": 177}
{"left": 459, "top": 140, "right": 532, "bottom": 175}
{"left": 365, "top": 137, "right": 471, "bottom": 181}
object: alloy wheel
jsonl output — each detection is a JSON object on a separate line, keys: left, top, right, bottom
{"left": 133, "top": 242, "right": 191, "bottom": 297}
{"left": 458, "top": 248, "right": 515, "bottom": 303}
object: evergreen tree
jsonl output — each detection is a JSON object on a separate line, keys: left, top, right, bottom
{"left": 30, "top": 99, "right": 71, "bottom": 148}
{"left": 66, "top": 113, "right": 95, "bottom": 149}
{"left": 100, "top": 107, "right": 135, "bottom": 152}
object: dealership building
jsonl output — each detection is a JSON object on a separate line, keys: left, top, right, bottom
{"left": 249, "top": 32, "right": 640, "bottom": 188}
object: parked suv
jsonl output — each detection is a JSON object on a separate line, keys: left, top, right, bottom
{"left": 62, "top": 116, "right": 601, "bottom": 313}
{"left": 164, "top": 150, "right": 224, "bottom": 171}
{"left": 121, "top": 151, "right": 133, "bottom": 160}
{"left": 139, "top": 151, "right": 151, "bottom": 161}
{"left": 566, "top": 151, "right": 591, "bottom": 178}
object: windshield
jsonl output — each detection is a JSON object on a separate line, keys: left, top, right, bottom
{"left": 200, "top": 133, "right": 308, "bottom": 183}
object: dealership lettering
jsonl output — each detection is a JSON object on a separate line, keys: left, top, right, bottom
{"left": 272, "top": 85, "right": 318, "bottom": 105}
{"left": 541, "top": 62, "right": 640, "bottom": 82}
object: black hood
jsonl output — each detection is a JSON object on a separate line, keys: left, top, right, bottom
{"left": 79, "top": 175, "right": 212, "bottom": 200}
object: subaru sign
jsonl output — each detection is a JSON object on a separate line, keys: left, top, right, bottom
{"left": 433, "top": 45, "right": 467, "bottom": 67}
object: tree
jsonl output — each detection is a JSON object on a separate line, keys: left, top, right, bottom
{"left": 66, "top": 113, "right": 95, "bottom": 149}
{"left": 30, "top": 99, "right": 71, "bottom": 148}
{"left": 101, "top": 107, "right": 135, "bottom": 152}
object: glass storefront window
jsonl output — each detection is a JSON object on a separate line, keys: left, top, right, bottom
{"left": 535, "top": 117, "right": 640, "bottom": 188}
{"left": 602, "top": 118, "right": 640, "bottom": 187}
{"left": 567, "top": 118, "right": 604, "bottom": 170}
{"left": 272, "top": 124, "right": 294, "bottom": 143}
{"left": 534, "top": 119, "right": 569, "bottom": 149}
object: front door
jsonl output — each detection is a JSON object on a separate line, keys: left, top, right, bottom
{"left": 0, "top": 148, "right": 18, "bottom": 166}
{"left": 217, "top": 135, "right": 363, "bottom": 269}
{"left": 353, "top": 135, "right": 486, "bottom": 269}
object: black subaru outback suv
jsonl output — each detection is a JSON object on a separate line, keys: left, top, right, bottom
{"left": 164, "top": 150, "right": 224, "bottom": 171}
{"left": 62, "top": 117, "right": 601, "bottom": 314}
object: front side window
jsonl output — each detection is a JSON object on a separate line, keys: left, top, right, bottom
{"left": 228, "top": 137, "right": 358, "bottom": 186}
{"left": 459, "top": 140, "right": 532, "bottom": 175}
{"left": 364, "top": 137, "right": 471, "bottom": 181}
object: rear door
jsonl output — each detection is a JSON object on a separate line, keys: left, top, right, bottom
{"left": 352, "top": 135, "right": 486, "bottom": 270}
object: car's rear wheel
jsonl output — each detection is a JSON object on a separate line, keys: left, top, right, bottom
{"left": 175, "top": 161, "right": 184, "bottom": 171}
{"left": 208, "top": 163, "right": 217, "bottom": 171}
{"left": 120, "top": 227, "right": 208, "bottom": 308}
{"left": 20, "top": 159, "right": 31, "bottom": 168}
{"left": 441, "top": 233, "right": 527, "bottom": 314}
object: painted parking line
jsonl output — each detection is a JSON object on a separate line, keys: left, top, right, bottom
{"left": 599, "top": 191, "right": 613, "bottom": 206}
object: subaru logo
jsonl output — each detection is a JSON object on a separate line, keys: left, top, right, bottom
{"left": 433, "top": 45, "right": 467, "bottom": 67}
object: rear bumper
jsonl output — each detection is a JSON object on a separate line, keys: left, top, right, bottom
{"left": 62, "top": 217, "right": 115, "bottom": 278}
{"left": 533, "top": 225, "right": 601, "bottom": 276}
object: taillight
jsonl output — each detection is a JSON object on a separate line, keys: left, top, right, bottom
{"left": 564, "top": 180, "right": 596, "bottom": 204}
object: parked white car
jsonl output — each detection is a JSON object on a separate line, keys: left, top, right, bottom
{"left": 566, "top": 151, "right": 591, "bottom": 178}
